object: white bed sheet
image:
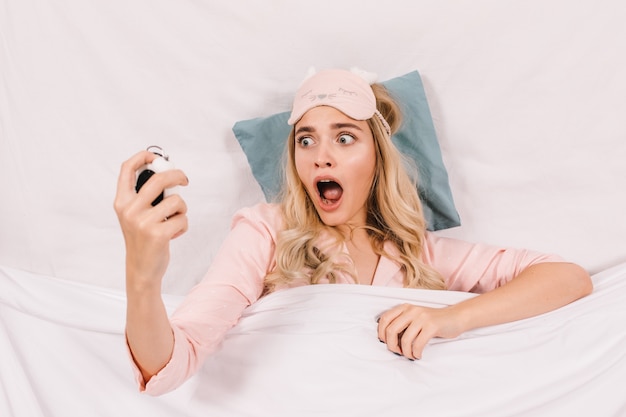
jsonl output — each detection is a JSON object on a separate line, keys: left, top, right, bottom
{"left": 1, "top": 263, "right": 625, "bottom": 416}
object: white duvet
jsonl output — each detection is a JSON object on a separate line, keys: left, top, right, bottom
{"left": 1, "top": 263, "right": 625, "bottom": 417}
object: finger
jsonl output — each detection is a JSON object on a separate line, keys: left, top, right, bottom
{"left": 384, "top": 314, "right": 413, "bottom": 355}
{"left": 400, "top": 322, "right": 422, "bottom": 359}
{"left": 135, "top": 169, "right": 189, "bottom": 208}
{"left": 116, "top": 150, "right": 159, "bottom": 201}
{"left": 148, "top": 193, "right": 188, "bottom": 223}
{"left": 119, "top": 188, "right": 188, "bottom": 250}
{"left": 128, "top": 198, "right": 188, "bottom": 247}
{"left": 161, "top": 212, "right": 189, "bottom": 240}
{"left": 114, "top": 152, "right": 158, "bottom": 224}
{"left": 411, "top": 325, "right": 436, "bottom": 360}
{"left": 377, "top": 305, "right": 405, "bottom": 343}
{"left": 399, "top": 319, "right": 435, "bottom": 360}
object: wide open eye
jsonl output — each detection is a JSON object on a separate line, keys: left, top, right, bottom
{"left": 337, "top": 133, "right": 355, "bottom": 145}
{"left": 297, "top": 136, "right": 314, "bottom": 147}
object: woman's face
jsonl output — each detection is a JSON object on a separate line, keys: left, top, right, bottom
{"left": 294, "top": 106, "right": 377, "bottom": 230}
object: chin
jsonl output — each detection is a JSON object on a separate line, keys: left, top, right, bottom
{"left": 315, "top": 209, "right": 342, "bottom": 227}
{"left": 317, "top": 209, "right": 358, "bottom": 230}
{"left": 316, "top": 212, "right": 338, "bottom": 226}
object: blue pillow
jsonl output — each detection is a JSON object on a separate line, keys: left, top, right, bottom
{"left": 232, "top": 70, "right": 460, "bottom": 231}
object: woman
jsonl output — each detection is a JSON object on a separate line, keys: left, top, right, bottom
{"left": 114, "top": 68, "right": 592, "bottom": 395}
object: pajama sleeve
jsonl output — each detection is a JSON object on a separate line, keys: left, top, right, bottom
{"left": 128, "top": 203, "right": 282, "bottom": 395}
{"left": 422, "top": 233, "right": 565, "bottom": 293}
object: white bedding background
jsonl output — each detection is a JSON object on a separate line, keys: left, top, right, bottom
{"left": 1, "top": 262, "right": 626, "bottom": 416}
{"left": 1, "top": 0, "right": 625, "bottom": 295}
{"left": 1, "top": 2, "right": 626, "bottom": 416}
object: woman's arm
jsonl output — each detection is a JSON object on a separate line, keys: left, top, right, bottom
{"left": 377, "top": 262, "right": 592, "bottom": 360}
{"left": 113, "top": 150, "right": 189, "bottom": 382}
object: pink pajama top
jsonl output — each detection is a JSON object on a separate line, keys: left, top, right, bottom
{"left": 129, "top": 203, "right": 563, "bottom": 395}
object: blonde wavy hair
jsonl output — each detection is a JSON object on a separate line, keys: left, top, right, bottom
{"left": 263, "top": 83, "right": 446, "bottom": 293}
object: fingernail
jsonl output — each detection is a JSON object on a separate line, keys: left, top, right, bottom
{"left": 379, "top": 339, "right": 384, "bottom": 343}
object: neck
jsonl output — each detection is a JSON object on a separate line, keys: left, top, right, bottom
{"left": 337, "top": 225, "right": 370, "bottom": 250}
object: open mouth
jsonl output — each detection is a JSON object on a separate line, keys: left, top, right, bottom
{"left": 317, "top": 179, "right": 343, "bottom": 204}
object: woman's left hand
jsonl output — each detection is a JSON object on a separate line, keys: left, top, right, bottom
{"left": 377, "top": 303, "right": 466, "bottom": 360}
{"left": 377, "top": 263, "right": 592, "bottom": 361}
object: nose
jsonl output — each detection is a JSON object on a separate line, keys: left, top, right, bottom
{"left": 315, "top": 159, "right": 332, "bottom": 168}
{"left": 314, "top": 141, "right": 335, "bottom": 168}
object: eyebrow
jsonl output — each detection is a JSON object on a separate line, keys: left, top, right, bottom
{"left": 295, "top": 122, "right": 364, "bottom": 136}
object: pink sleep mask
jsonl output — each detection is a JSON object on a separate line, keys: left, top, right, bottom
{"left": 287, "top": 68, "right": 377, "bottom": 125}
